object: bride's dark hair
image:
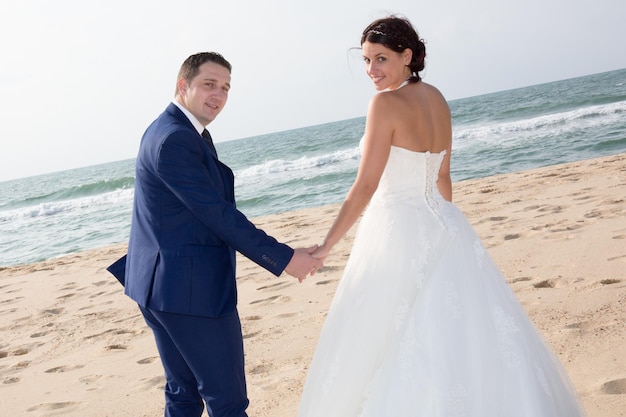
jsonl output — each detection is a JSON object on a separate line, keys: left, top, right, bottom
{"left": 361, "top": 15, "right": 426, "bottom": 83}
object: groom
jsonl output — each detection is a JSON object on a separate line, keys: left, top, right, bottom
{"left": 107, "top": 52, "right": 322, "bottom": 417}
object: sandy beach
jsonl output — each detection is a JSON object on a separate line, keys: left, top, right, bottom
{"left": 1, "top": 152, "right": 625, "bottom": 417}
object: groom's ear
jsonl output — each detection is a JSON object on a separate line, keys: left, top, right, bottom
{"left": 176, "top": 78, "right": 188, "bottom": 97}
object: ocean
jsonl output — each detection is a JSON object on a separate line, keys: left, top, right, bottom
{"left": 1, "top": 68, "right": 625, "bottom": 268}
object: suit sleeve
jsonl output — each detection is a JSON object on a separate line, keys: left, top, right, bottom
{"left": 156, "top": 130, "right": 294, "bottom": 275}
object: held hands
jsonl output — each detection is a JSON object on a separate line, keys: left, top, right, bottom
{"left": 311, "top": 243, "right": 331, "bottom": 262}
{"left": 285, "top": 245, "right": 324, "bottom": 283}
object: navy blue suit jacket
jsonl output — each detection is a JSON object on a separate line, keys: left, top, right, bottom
{"left": 109, "top": 103, "right": 293, "bottom": 318}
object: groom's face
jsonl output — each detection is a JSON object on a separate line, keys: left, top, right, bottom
{"left": 178, "top": 62, "right": 231, "bottom": 126}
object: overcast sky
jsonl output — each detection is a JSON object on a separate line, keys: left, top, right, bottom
{"left": 1, "top": 0, "right": 624, "bottom": 181}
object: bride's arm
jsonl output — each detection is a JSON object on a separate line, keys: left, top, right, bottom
{"left": 437, "top": 145, "right": 452, "bottom": 202}
{"left": 313, "top": 94, "right": 393, "bottom": 259}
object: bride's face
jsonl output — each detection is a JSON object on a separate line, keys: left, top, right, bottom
{"left": 362, "top": 41, "right": 411, "bottom": 91}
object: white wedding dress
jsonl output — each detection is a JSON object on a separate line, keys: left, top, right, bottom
{"left": 298, "top": 146, "right": 587, "bottom": 416}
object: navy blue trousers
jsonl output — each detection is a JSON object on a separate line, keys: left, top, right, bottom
{"left": 140, "top": 306, "right": 249, "bottom": 417}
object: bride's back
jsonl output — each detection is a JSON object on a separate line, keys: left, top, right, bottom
{"left": 387, "top": 81, "right": 451, "bottom": 154}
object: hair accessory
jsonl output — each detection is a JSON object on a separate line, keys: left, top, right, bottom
{"left": 369, "top": 30, "right": 386, "bottom": 36}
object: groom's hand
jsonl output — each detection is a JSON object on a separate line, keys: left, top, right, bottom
{"left": 285, "top": 246, "right": 324, "bottom": 283}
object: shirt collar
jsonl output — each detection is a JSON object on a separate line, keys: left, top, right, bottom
{"left": 172, "top": 100, "right": 204, "bottom": 135}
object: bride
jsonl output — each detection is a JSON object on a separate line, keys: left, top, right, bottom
{"left": 298, "top": 15, "right": 587, "bottom": 417}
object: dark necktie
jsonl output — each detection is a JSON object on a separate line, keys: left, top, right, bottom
{"left": 201, "top": 129, "right": 218, "bottom": 157}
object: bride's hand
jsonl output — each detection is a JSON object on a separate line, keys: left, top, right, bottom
{"left": 311, "top": 243, "right": 331, "bottom": 262}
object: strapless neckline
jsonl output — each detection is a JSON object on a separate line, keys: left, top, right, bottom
{"left": 390, "top": 145, "right": 447, "bottom": 157}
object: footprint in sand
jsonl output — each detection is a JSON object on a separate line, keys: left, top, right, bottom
{"left": 601, "top": 197, "right": 625, "bottom": 206}
{"left": 539, "top": 205, "right": 566, "bottom": 214}
{"left": 533, "top": 279, "right": 558, "bottom": 289}
{"left": 523, "top": 204, "right": 544, "bottom": 212}
{"left": 0, "top": 295, "right": 24, "bottom": 305}
{"left": 249, "top": 363, "right": 272, "bottom": 375}
{"left": 44, "top": 364, "right": 85, "bottom": 373}
{"left": 104, "top": 344, "right": 128, "bottom": 351}
{"left": 258, "top": 378, "right": 283, "bottom": 390}
{"left": 567, "top": 188, "right": 591, "bottom": 198}
{"left": 137, "top": 356, "right": 159, "bottom": 365}
{"left": 549, "top": 223, "right": 584, "bottom": 233}
{"left": 256, "top": 281, "right": 292, "bottom": 291}
{"left": 12, "top": 361, "right": 30, "bottom": 370}
{"left": 315, "top": 279, "right": 336, "bottom": 286}
{"left": 79, "top": 374, "right": 104, "bottom": 384}
{"left": 30, "top": 330, "right": 51, "bottom": 338}
{"left": 2, "top": 287, "right": 22, "bottom": 295}
{"left": 113, "top": 328, "right": 138, "bottom": 336}
{"left": 488, "top": 216, "right": 508, "bottom": 222}
{"left": 59, "top": 282, "right": 79, "bottom": 291}
{"left": 316, "top": 265, "right": 340, "bottom": 274}
{"left": 27, "top": 402, "right": 81, "bottom": 412}
{"left": 600, "top": 279, "right": 621, "bottom": 285}
{"left": 243, "top": 330, "right": 262, "bottom": 340}
{"left": 0, "top": 307, "right": 18, "bottom": 316}
{"left": 600, "top": 378, "right": 626, "bottom": 395}
{"left": 564, "top": 321, "right": 594, "bottom": 332}
{"left": 572, "top": 195, "right": 596, "bottom": 201}
{"left": 274, "top": 312, "right": 298, "bottom": 319}
{"left": 584, "top": 209, "right": 603, "bottom": 219}
{"left": 83, "top": 329, "right": 114, "bottom": 340}
{"left": 539, "top": 172, "right": 559, "bottom": 179}
{"left": 249, "top": 295, "right": 291, "bottom": 305}
{"left": 138, "top": 375, "right": 166, "bottom": 391}
{"left": 607, "top": 254, "right": 626, "bottom": 262}
{"left": 56, "top": 293, "right": 75, "bottom": 300}
{"left": 10, "top": 347, "right": 32, "bottom": 356}
{"left": 84, "top": 327, "right": 136, "bottom": 341}
{"left": 41, "top": 307, "right": 64, "bottom": 315}
{"left": 3, "top": 376, "right": 20, "bottom": 384}
{"left": 88, "top": 290, "right": 107, "bottom": 299}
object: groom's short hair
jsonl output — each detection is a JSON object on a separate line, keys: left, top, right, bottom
{"left": 175, "top": 52, "right": 232, "bottom": 95}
